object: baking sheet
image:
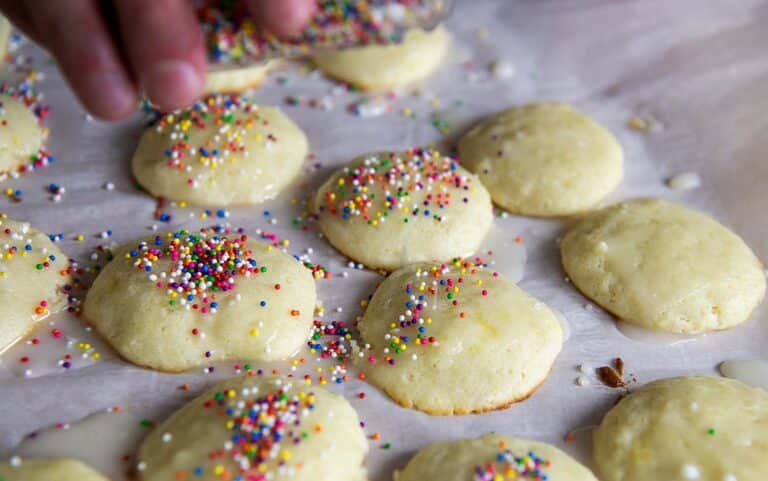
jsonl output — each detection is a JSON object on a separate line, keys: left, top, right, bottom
{"left": 1, "top": 0, "right": 768, "bottom": 479}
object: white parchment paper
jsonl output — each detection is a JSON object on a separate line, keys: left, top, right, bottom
{"left": 1, "top": 1, "right": 768, "bottom": 480}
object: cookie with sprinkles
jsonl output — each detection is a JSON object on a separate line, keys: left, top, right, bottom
{"left": 137, "top": 375, "right": 368, "bottom": 481}
{"left": 132, "top": 94, "right": 308, "bottom": 206}
{"left": 0, "top": 93, "right": 45, "bottom": 179}
{"left": 0, "top": 216, "right": 70, "bottom": 353}
{"left": 312, "top": 149, "right": 493, "bottom": 271}
{"left": 313, "top": 26, "right": 449, "bottom": 90}
{"left": 0, "top": 457, "right": 109, "bottom": 481}
{"left": 395, "top": 433, "right": 598, "bottom": 481}
{"left": 83, "top": 227, "right": 316, "bottom": 372}
{"left": 355, "top": 258, "right": 563, "bottom": 414}
{"left": 594, "top": 376, "right": 768, "bottom": 481}
{"left": 458, "top": 103, "right": 623, "bottom": 216}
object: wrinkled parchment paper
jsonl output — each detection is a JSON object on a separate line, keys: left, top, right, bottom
{"left": 2, "top": 1, "right": 768, "bottom": 480}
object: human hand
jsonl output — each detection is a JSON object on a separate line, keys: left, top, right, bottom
{"left": 0, "top": 0, "right": 316, "bottom": 120}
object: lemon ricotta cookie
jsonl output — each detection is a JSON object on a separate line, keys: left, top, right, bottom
{"left": 132, "top": 94, "right": 308, "bottom": 206}
{"left": 396, "top": 433, "right": 598, "bottom": 481}
{"left": 0, "top": 458, "right": 109, "bottom": 481}
{"left": 83, "top": 226, "right": 316, "bottom": 371}
{"left": 313, "top": 27, "right": 449, "bottom": 90}
{"left": 458, "top": 103, "right": 623, "bottom": 216}
{"left": 561, "top": 198, "right": 765, "bottom": 334}
{"left": 205, "top": 61, "right": 277, "bottom": 94}
{"left": 0, "top": 94, "right": 45, "bottom": 179}
{"left": 356, "top": 258, "right": 563, "bottom": 414}
{"left": 594, "top": 376, "right": 768, "bottom": 481}
{"left": 313, "top": 148, "right": 493, "bottom": 271}
{"left": 137, "top": 376, "right": 368, "bottom": 481}
{"left": 0, "top": 216, "right": 69, "bottom": 352}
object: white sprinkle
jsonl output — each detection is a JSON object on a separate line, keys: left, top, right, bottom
{"left": 690, "top": 401, "right": 699, "bottom": 411}
{"left": 578, "top": 364, "right": 590, "bottom": 373}
{"left": 666, "top": 172, "right": 701, "bottom": 191}
{"left": 681, "top": 464, "right": 700, "bottom": 479}
{"left": 10, "top": 456, "right": 22, "bottom": 467}
{"left": 576, "top": 376, "right": 589, "bottom": 386}
{"left": 161, "top": 432, "right": 172, "bottom": 443}
{"left": 490, "top": 60, "right": 516, "bottom": 79}
{"left": 103, "top": 182, "right": 115, "bottom": 191}
{"left": 724, "top": 475, "right": 738, "bottom": 481}
{"left": 137, "top": 461, "right": 147, "bottom": 472}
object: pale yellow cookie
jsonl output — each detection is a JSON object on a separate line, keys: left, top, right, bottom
{"left": 395, "top": 433, "right": 598, "bottom": 481}
{"left": 204, "top": 61, "right": 276, "bottom": 94}
{"left": 313, "top": 27, "right": 449, "bottom": 90}
{"left": 458, "top": 103, "right": 623, "bottom": 216}
{"left": 137, "top": 376, "right": 368, "bottom": 481}
{"left": 312, "top": 149, "right": 493, "bottom": 271}
{"left": 356, "top": 259, "right": 563, "bottom": 415}
{"left": 0, "top": 95, "right": 44, "bottom": 176}
{"left": 594, "top": 376, "right": 768, "bottom": 481}
{"left": 83, "top": 227, "right": 316, "bottom": 372}
{"left": 0, "top": 458, "right": 109, "bottom": 481}
{"left": 0, "top": 15, "right": 11, "bottom": 66}
{"left": 561, "top": 198, "right": 766, "bottom": 333}
{"left": 132, "top": 94, "right": 308, "bottom": 206}
{"left": 0, "top": 216, "right": 69, "bottom": 353}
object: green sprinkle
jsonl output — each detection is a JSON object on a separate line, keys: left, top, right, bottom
{"left": 382, "top": 443, "right": 392, "bottom": 449}
{"left": 707, "top": 428, "right": 716, "bottom": 436}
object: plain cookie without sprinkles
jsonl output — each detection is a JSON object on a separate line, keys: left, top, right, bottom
{"left": 83, "top": 226, "right": 316, "bottom": 372}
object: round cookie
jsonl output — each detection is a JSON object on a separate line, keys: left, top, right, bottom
{"left": 83, "top": 227, "right": 316, "bottom": 372}
{"left": 0, "top": 94, "right": 44, "bottom": 176}
{"left": 137, "top": 375, "right": 368, "bottom": 481}
{"left": 561, "top": 198, "right": 766, "bottom": 334}
{"left": 356, "top": 258, "right": 563, "bottom": 414}
{"left": 0, "top": 216, "right": 69, "bottom": 352}
{"left": 0, "top": 458, "right": 109, "bottom": 481}
{"left": 312, "top": 27, "right": 449, "bottom": 90}
{"left": 396, "top": 433, "right": 598, "bottom": 481}
{"left": 205, "top": 61, "right": 276, "bottom": 94}
{"left": 594, "top": 376, "right": 768, "bottom": 481}
{"left": 458, "top": 103, "right": 623, "bottom": 216}
{"left": 312, "top": 149, "right": 493, "bottom": 271}
{"left": 132, "top": 94, "right": 308, "bottom": 206}
{"left": 0, "top": 14, "right": 11, "bottom": 67}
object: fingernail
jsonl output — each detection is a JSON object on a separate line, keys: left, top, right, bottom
{"left": 82, "top": 71, "right": 137, "bottom": 119}
{"left": 143, "top": 60, "right": 204, "bottom": 110}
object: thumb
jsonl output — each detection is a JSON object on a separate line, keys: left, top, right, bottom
{"left": 246, "top": 0, "right": 317, "bottom": 38}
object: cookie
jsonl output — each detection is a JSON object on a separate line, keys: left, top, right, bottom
{"left": 0, "top": 95, "right": 44, "bottom": 177}
{"left": 137, "top": 375, "right": 368, "bottom": 481}
{"left": 395, "top": 433, "right": 598, "bottom": 481}
{"left": 0, "top": 216, "right": 69, "bottom": 352}
{"left": 561, "top": 198, "right": 765, "bottom": 333}
{"left": 313, "top": 27, "right": 448, "bottom": 90}
{"left": 458, "top": 103, "right": 623, "bottom": 216}
{"left": 594, "top": 376, "right": 768, "bottom": 481}
{"left": 83, "top": 227, "right": 316, "bottom": 372}
{"left": 0, "top": 458, "right": 109, "bottom": 481}
{"left": 356, "top": 258, "right": 563, "bottom": 414}
{"left": 0, "top": 15, "right": 11, "bottom": 66}
{"left": 312, "top": 148, "right": 493, "bottom": 271}
{"left": 204, "top": 61, "right": 277, "bottom": 94}
{"left": 132, "top": 94, "right": 308, "bottom": 206}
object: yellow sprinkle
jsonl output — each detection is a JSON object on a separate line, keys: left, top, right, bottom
{"left": 249, "top": 329, "right": 259, "bottom": 336}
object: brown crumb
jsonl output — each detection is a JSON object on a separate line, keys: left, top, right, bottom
{"left": 613, "top": 357, "right": 625, "bottom": 377}
{"left": 598, "top": 366, "right": 625, "bottom": 388}
{"left": 628, "top": 116, "right": 649, "bottom": 131}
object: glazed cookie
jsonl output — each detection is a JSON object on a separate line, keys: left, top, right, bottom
{"left": 132, "top": 94, "right": 308, "bottom": 206}
{"left": 458, "top": 103, "right": 623, "bottom": 216}
{"left": 356, "top": 258, "right": 563, "bottom": 414}
{"left": 312, "top": 149, "right": 493, "bottom": 271}
{"left": 0, "top": 15, "right": 11, "bottom": 65}
{"left": 594, "top": 376, "right": 768, "bottom": 481}
{"left": 0, "top": 95, "right": 44, "bottom": 177}
{"left": 83, "top": 227, "right": 316, "bottom": 371}
{"left": 396, "top": 433, "right": 598, "bottom": 481}
{"left": 0, "top": 458, "right": 109, "bottom": 481}
{"left": 137, "top": 376, "right": 368, "bottom": 481}
{"left": 561, "top": 198, "right": 765, "bottom": 333}
{"left": 313, "top": 27, "right": 449, "bottom": 90}
{"left": 0, "top": 216, "right": 69, "bottom": 352}
{"left": 205, "top": 61, "right": 276, "bottom": 94}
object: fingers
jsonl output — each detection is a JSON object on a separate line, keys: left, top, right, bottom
{"left": 247, "top": 0, "right": 317, "bottom": 37}
{"left": 23, "top": 0, "right": 138, "bottom": 120}
{"left": 113, "top": 0, "right": 206, "bottom": 111}
{"left": 0, "top": 1, "right": 41, "bottom": 45}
